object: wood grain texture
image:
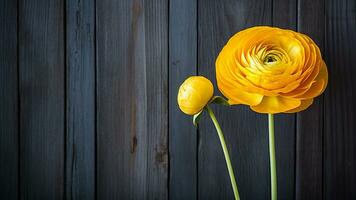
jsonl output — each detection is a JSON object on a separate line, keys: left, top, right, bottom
{"left": 0, "top": 0, "right": 18, "bottom": 199}
{"left": 66, "top": 0, "right": 95, "bottom": 199}
{"left": 324, "top": 0, "right": 356, "bottom": 199}
{"left": 296, "top": 0, "right": 325, "bottom": 199}
{"left": 273, "top": 0, "right": 298, "bottom": 199}
{"left": 96, "top": 1, "right": 147, "bottom": 198}
{"left": 96, "top": 0, "right": 168, "bottom": 199}
{"left": 169, "top": 0, "right": 197, "bottom": 199}
{"left": 19, "top": 0, "right": 65, "bottom": 199}
{"left": 144, "top": 1, "right": 169, "bottom": 199}
{"left": 198, "top": 0, "right": 272, "bottom": 199}
{"left": 273, "top": 0, "right": 297, "bottom": 29}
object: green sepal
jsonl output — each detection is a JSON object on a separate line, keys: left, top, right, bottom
{"left": 209, "top": 96, "right": 230, "bottom": 106}
{"left": 193, "top": 108, "right": 204, "bottom": 127}
{"left": 192, "top": 96, "right": 228, "bottom": 126}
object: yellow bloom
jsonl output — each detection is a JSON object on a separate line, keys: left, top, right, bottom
{"left": 216, "top": 26, "right": 328, "bottom": 113}
{"left": 178, "top": 76, "right": 214, "bottom": 115}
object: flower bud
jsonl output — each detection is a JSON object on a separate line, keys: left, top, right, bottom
{"left": 177, "top": 76, "right": 214, "bottom": 115}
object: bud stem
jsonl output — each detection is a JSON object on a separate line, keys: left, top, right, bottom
{"left": 206, "top": 106, "right": 240, "bottom": 200}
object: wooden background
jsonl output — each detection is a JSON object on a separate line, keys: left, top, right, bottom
{"left": 0, "top": 0, "right": 355, "bottom": 199}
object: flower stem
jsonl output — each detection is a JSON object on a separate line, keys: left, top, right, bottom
{"left": 268, "top": 113, "right": 277, "bottom": 200}
{"left": 206, "top": 106, "right": 240, "bottom": 200}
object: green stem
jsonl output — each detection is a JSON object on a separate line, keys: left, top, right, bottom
{"left": 268, "top": 113, "right": 277, "bottom": 200}
{"left": 206, "top": 106, "right": 240, "bottom": 200}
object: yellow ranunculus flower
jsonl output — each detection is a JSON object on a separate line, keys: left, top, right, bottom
{"left": 216, "top": 26, "right": 328, "bottom": 113}
{"left": 178, "top": 76, "right": 214, "bottom": 115}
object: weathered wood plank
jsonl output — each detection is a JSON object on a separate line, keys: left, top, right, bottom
{"left": 144, "top": 1, "right": 168, "bottom": 199}
{"left": 96, "top": 1, "right": 145, "bottom": 197}
{"left": 169, "top": 0, "right": 197, "bottom": 199}
{"left": 273, "top": 0, "right": 297, "bottom": 199}
{"left": 273, "top": 0, "right": 297, "bottom": 29}
{"left": 296, "top": 0, "right": 325, "bottom": 199}
{"left": 0, "top": 0, "right": 18, "bottom": 199}
{"left": 19, "top": 0, "right": 65, "bottom": 198}
{"left": 198, "top": 0, "right": 273, "bottom": 199}
{"left": 324, "top": 0, "right": 356, "bottom": 199}
{"left": 66, "top": 0, "right": 95, "bottom": 199}
{"left": 96, "top": 0, "right": 168, "bottom": 199}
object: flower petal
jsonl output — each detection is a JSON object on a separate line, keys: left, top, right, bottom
{"left": 250, "top": 96, "right": 301, "bottom": 114}
{"left": 284, "top": 98, "right": 313, "bottom": 113}
{"left": 222, "top": 87, "right": 264, "bottom": 106}
{"left": 295, "top": 80, "right": 325, "bottom": 99}
{"left": 285, "top": 60, "right": 328, "bottom": 99}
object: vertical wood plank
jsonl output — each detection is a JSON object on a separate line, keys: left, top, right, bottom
{"left": 324, "top": 0, "right": 356, "bottom": 198}
{"left": 273, "top": 0, "right": 297, "bottom": 29}
{"left": 0, "top": 0, "right": 18, "bottom": 199}
{"left": 296, "top": 0, "right": 325, "bottom": 199}
{"left": 96, "top": 0, "right": 168, "bottom": 199}
{"left": 145, "top": 1, "right": 168, "bottom": 199}
{"left": 273, "top": 0, "right": 297, "bottom": 199}
{"left": 198, "top": 0, "right": 272, "bottom": 199}
{"left": 169, "top": 0, "right": 197, "bottom": 199}
{"left": 66, "top": 0, "right": 95, "bottom": 199}
{"left": 19, "top": 0, "right": 65, "bottom": 198}
{"left": 96, "top": 1, "right": 146, "bottom": 197}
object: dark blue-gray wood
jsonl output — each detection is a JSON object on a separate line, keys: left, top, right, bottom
{"left": 324, "top": 0, "right": 356, "bottom": 198}
{"left": 296, "top": 0, "right": 325, "bottom": 199}
{"left": 66, "top": 0, "right": 95, "bottom": 199}
{"left": 169, "top": 0, "right": 197, "bottom": 199}
{"left": 96, "top": 0, "right": 147, "bottom": 198}
{"left": 19, "top": 0, "right": 65, "bottom": 198}
{"left": 144, "top": 1, "right": 168, "bottom": 198}
{"left": 0, "top": 0, "right": 18, "bottom": 199}
{"left": 198, "top": 0, "right": 272, "bottom": 199}
{"left": 96, "top": 0, "right": 168, "bottom": 199}
{"left": 273, "top": 0, "right": 297, "bottom": 29}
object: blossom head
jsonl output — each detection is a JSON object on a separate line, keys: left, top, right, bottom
{"left": 178, "top": 76, "right": 214, "bottom": 115}
{"left": 216, "top": 26, "right": 328, "bottom": 113}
